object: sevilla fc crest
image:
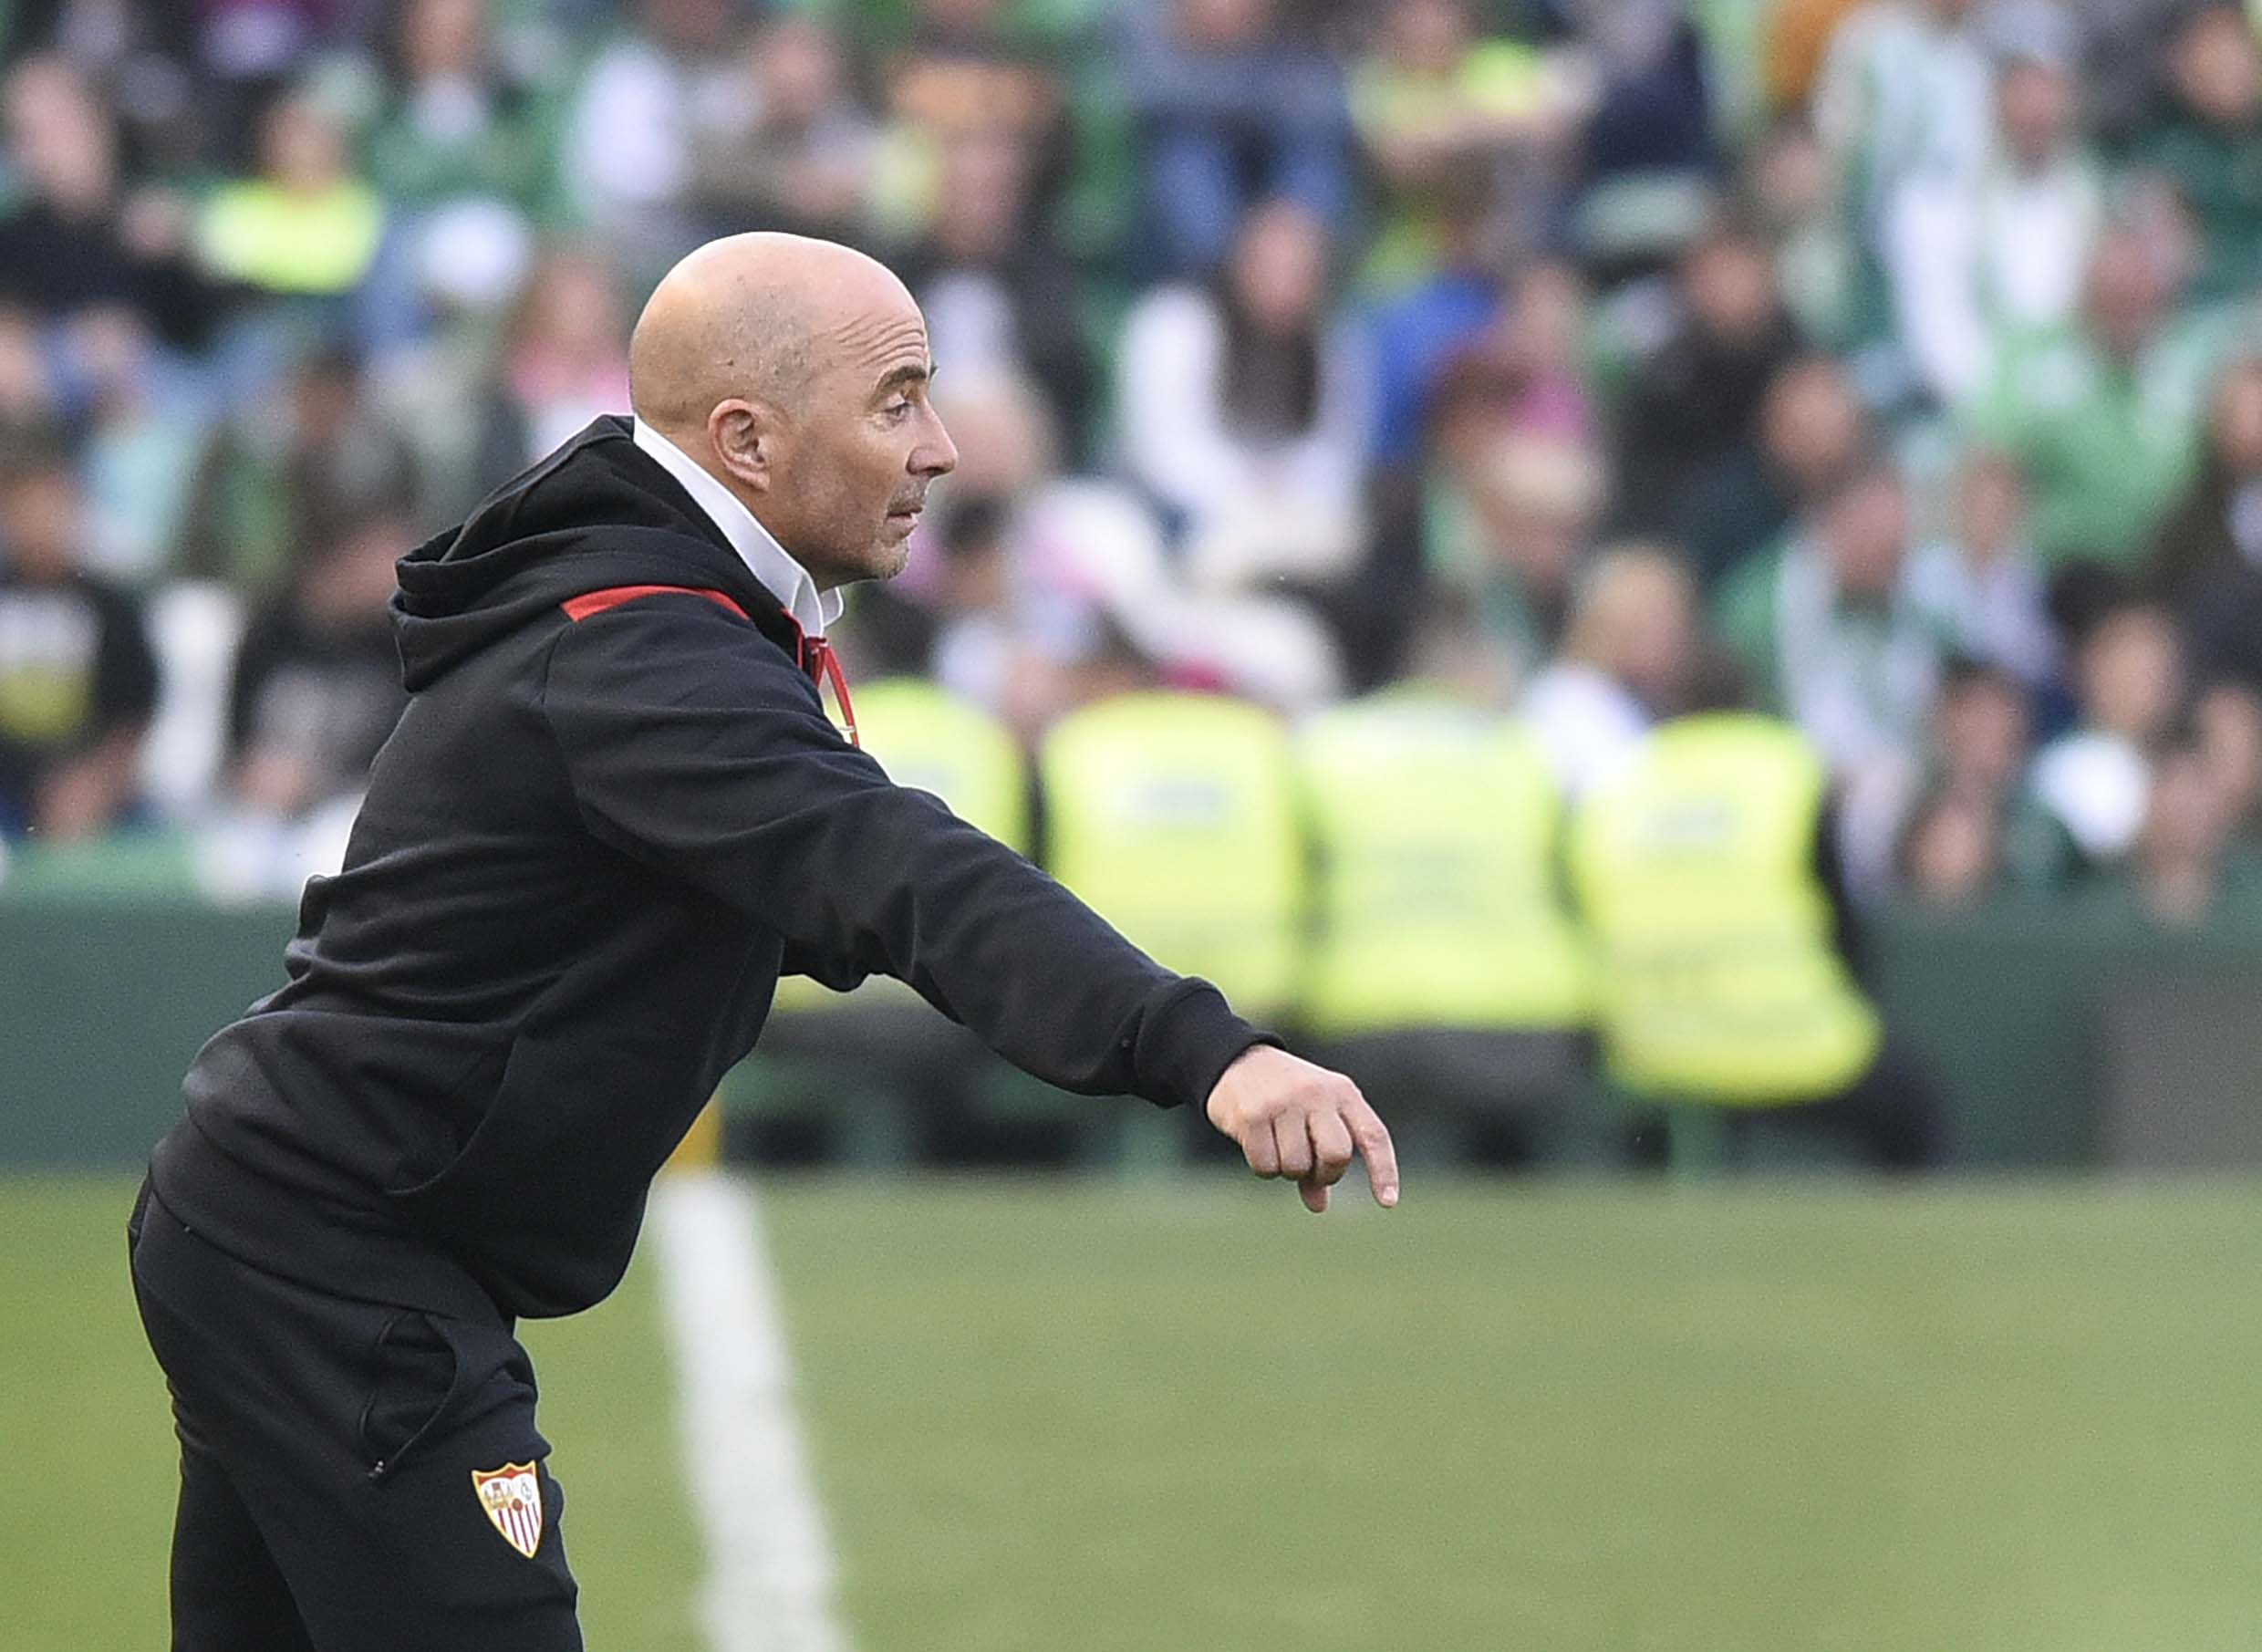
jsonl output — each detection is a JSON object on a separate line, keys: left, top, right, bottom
{"left": 472, "top": 1461, "right": 544, "bottom": 1559}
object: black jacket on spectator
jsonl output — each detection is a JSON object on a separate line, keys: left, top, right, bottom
{"left": 0, "top": 202, "right": 220, "bottom": 349}
{"left": 225, "top": 603, "right": 407, "bottom": 798}
{"left": 151, "top": 416, "right": 1267, "bottom": 1321}
{"left": 0, "top": 564, "right": 158, "bottom": 833}
{"left": 1613, "top": 313, "right": 1800, "bottom": 577}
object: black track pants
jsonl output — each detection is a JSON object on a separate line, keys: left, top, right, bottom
{"left": 128, "top": 1180, "right": 583, "bottom": 1651}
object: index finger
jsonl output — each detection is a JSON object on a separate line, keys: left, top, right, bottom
{"left": 1344, "top": 1093, "right": 1400, "bottom": 1208}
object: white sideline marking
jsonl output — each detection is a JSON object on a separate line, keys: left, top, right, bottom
{"left": 650, "top": 1170, "right": 853, "bottom": 1652}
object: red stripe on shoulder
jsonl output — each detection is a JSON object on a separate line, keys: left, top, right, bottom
{"left": 560, "top": 584, "right": 750, "bottom": 623}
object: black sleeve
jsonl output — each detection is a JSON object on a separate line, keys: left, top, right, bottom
{"left": 540, "top": 597, "right": 1272, "bottom": 1109}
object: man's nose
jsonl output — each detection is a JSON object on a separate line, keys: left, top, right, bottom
{"left": 913, "top": 410, "right": 958, "bottom": 478}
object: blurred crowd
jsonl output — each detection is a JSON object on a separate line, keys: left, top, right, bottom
{"left": 1, "top": 0, "right": 2261, "bottom": 924}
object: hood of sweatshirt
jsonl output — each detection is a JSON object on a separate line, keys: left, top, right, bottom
{"left": 391, "top": 415, "right": 804, "bottom": 691}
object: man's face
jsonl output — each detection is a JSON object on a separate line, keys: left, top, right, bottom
{"left": 1683, "top": 235, "right": 1778, "bottom": 344}
{"left": 5, "top": 62, "right": 112, "bottom": 213}
{"left": 1619, "top": 578, "right": 1695, "bottom": 712}
{"left": 2175, "top": 9, "right": 2262, "bottom": 127}
{"left": 2083, "top": 609, "right": 2183, "bottom": 743}
{"left": 1762, "top": 360, "right": 1863, "bottom": 496}
{"left": 763, "top": 296, "right": 958, "bottom": 588}
{"left": 2087, "top": 235, "right": 2163, "bottom": 358}
{"left": 1823, "top": 473, "right": 1908, "bottom": 598}
{"left": 1997, "top": 61, "right": 2073, "bottom": 167}
{"left": 1955, "top": 453, "right": 2026, "bottom": 558}
{"left": 1938, "top": 681, "right": 2029, "bottom": 792}
{"left": 0, "top": 468, "right": 80, "bottom": 582}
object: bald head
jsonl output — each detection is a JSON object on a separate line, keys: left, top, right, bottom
{"left": 628, "top": 233, "right": 956, "bottom": 588}
{"left": 630, "top": 233, "right": 913, "bottom": 431}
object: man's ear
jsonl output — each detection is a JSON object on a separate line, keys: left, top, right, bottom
{"left": 709, "top": 399, "right": 778, "bottom": 495}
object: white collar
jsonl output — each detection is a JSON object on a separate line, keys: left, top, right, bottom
{"left": 631, "top": 417, "right": 843, "bottom": 637}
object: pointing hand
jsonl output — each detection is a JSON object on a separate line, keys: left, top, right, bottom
{"left": 1204, "top": 1046, "right": 1400, "bottom": 1214}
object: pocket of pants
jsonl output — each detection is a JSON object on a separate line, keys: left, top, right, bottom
{"left": 358, "top": 1311, "right": 468, "bottom": 1484}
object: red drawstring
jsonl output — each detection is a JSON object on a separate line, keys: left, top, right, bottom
{"left": 802, "top": 635, "right": 859, "bottom": 748}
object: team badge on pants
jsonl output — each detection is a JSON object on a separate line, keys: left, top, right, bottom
{"left": 472, "top": 1462, "right": 544, "bottom": 1558}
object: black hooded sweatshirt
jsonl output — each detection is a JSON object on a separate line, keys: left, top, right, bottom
{"left": 150, "top": 417, "right": 1269, "bottom": 1321}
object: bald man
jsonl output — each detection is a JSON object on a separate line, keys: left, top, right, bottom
{"left": 129, "top": 234, "right": 1397, "bottom": 1651}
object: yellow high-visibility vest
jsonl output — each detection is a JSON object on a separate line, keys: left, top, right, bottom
{"left": 1297, "top": 694, "right": 1590, "bottom": 1034}
{"left": 1568, "top": 714, "right": 1882, "bottom": 1103}
{"left": 772, "top": 678, "right": 1029, "bottom": 1014}
{"left": 854, "top": 677, "right": 1030, "bottom": 850}
{"left": 198, "top": 182, "right": 386, "bottom": 296}
{"left": 1040, "top": 691, "right": 1302, "bottom": 1016}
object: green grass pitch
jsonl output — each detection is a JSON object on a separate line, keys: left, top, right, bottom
{"left": 7, "top": 1174, "right": 2262, "bottom": 1650}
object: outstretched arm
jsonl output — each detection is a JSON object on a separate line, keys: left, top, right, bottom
{"left": 540, "top": 600, "right": 1400, "bottom": 1209}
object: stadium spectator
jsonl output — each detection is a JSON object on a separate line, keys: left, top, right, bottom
{"left": 1813, "top": 0, "right": 1994, "bottom": 248}
{"left": 1396, "top": 588, "right": 1517, "bottom": 708}
{"left": 1363, "top": 159, "right": 1512, "bottom": 471}
{"left": 2116, "top": 733, "right": 2256, "bottom": 926}
{"left": 1885, "top": 6, "right": 2101, "bottom": 410}
{"left": 1678, "top": 350, "right": 1872, "bottom": 588}
{"left": 1930, "top": 657, "right": 2037, "bottom": 811}
{"left": 1904, "top": 448, "right": 2058, "bottom": 688}
{"left": 1968, "top": 225, "right": 2212, "bottom": 573}
{"left": 2030, "top": 597, "right": 2186, "bottom": 868}
{"left": 846, "top": 364, "right": 1063, "bottom": 704}
{"left": 221, "top": 510, "right": 410, "bottom": 827}
{"left": 1570, "top": 701, "right": 1945, "bottom": 1169}
{"left": 1348, "top": 0, "right": 1582, "bottom": 290}
{"left": 471, "top": 245, "right": 633, "bottom": 483}
{"left": 70, "top": 309, "right": 210, "bottom": 584}
{"left": 1116, "top": 197, "right": 1368, "bottom": 587}
{"left": 877, "top": 0, "right": 1066, "bottom": 180}
{"left": 562, "top": 0, "right": 747, "bottom": 275}
{"left": 1427, "top": 430, "right": 1604, "bottom": 677}
{"left": 894, "top": 128, "right": 1096, "bottom": 463}
{"left": 975, "top": 339, "right": 1348, "bottom": 716}
{"left": 2195, "top": 678, "right": 2262, "bottom": 846}
{"left": 1896, "top": 785, "right": 2004, "bottom": 909}
{"left": 686, "top": 16, "right": 877, "bottom": 245}
{"left": 188, "top": 0, "right": 330, "bottom": 169}
{"left": 2131, "top": 4, "right": 2262, "bottom": 314}
{"left": 0, "top": 436, "right": 160, "bottom": 840}
{"left": 181, "top": 343, "right": 419, "bottom": 595}
{"left": 1612, "top": 217, "right": 1802, "bottom": 564}
{"left": 1521, "top": 542, "right": 1696, "bottom": 798}
{"left": 1858, "top": 656, "right": 2061, "bottom": 899}
{"left": 1557, "top": 0, "right": 1719, "bottom": 275}
{"left": 1489, "top": 258, "right": 1597, "bottom": 447}
{"left": 365, "top": 0, "right": 565, "bottom": 223}
{"left": 1118, "top": 0, "right": 1353, "bottom": 275}
{"left": 2070, "top": 0, "right": 2189, "bottom": 144}
{"left": 1743, "top": 113, "right": 1851, "bottom": 347}
{"left": 0, "top": 307, "right": 57, "bottom": 431}
{"left": 868, "top": 365, "right": 1338, "bottom": 724}
{"left": 2144, "top": 357, "right": 2262, "bottom": 601}
{"left": 0, "top": 56, "right": 219, "bottom": 351}
{"left": 1717, "top": 453, "right": 1941, "bottom": 781}
{"left": 196, "top": 88, "right": 385, "bottom": 304}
